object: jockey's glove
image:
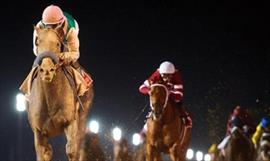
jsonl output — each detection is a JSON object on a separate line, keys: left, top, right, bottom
{"left": 59, "top": 53, "right": 73, "bottom": 65}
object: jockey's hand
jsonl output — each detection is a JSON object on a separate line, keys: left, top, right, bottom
{"left": 166, "top": 83, "right": 174, "bottom": 90}
{"left": 59, "top": 53, "right": 72, "bottom": 65}
{"left": 58, "top": 52, "right": 65, "bottom": 60}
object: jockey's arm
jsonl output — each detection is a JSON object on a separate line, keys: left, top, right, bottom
{"left": 60, "top": 28, "right": 80, "bottom": 63}
{"left": 169, "top": 71, "right": 183, "bottom": 102}
{"left": 169, "top": 84, "right": 183, "bottom": 102}
{"left": 139, "top": 70, "right": 160, "bottom": 94}
{"left": 139, "top": 80, "right": 150, "bottom": 94}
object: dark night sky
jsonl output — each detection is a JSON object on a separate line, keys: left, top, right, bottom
{"left": 0, "top": 0, "right": 270, "bottom": 160}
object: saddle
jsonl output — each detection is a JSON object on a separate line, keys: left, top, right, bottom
{"left": 71, "top": 61, "right": 92, "bottom": 89}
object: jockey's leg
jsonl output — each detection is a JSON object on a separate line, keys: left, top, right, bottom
{"left": 218, "top": 136, "right": 230, "bottom": 149}
{"left": 72, "top": 61, "right": 92, "bottom": 88}
{"left": 139, "top": 123, "right": 148, "bottom": 143}
{"left": 175, "top": 102, "right": 192, "bottom": 128}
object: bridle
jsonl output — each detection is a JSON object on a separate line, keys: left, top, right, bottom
{"left": 149, "top": 83, "right": 169, "bottom": 112}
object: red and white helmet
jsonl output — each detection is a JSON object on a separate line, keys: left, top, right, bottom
{"left": 159, "top": 61, "right": 175, "bottom": 74}
{"left": 233, "top": 105, "right": 246, "bottom": 116}
{"left": 42, "top": 5, "right": 65, "bottom": 25}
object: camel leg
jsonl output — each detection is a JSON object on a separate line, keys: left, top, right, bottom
{"left": 146, "top": 144, "right": 153, "bottom": 161}
{"left": 77, "top": 90, "right": 94, "bottom": 160}
{"left": 78, "top": 108, "right": 88, "bottom": 151}
{"left": 146, "top": 145, "right": 162, "bottom": 161}
{"left": 169, "top": 143, "right": 182, "bottom": 161}
{"left": 33, "top": 129, "right": 53, "bottom": 161}
{"left": 64, "top": 119, "right": 79, "bottom": 161}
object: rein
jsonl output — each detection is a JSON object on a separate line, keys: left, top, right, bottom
{"left": 149, "top": 84, "right": 180, "bottom": 125}
{"left": 149, "top": 84, "right": 169, "bottom": 111}
{"left": 62, "top": 65, "right": 85, "bottom": 112}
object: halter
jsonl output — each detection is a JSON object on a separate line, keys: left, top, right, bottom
{"left": 149, "top": 83, "right": 169, "bottom": 110}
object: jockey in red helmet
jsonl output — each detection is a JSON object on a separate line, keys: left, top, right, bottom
{"left": 218, "top": 105, "right": 255, "bottom": 150}
{"left": 226, "top": 106, "right": 256, "bottom": 136}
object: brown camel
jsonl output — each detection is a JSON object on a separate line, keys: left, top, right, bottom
{"left": 145, "top": 81, "right": 191, "bottom": 161}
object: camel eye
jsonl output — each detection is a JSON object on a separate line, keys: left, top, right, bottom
{"left": 40, "top": 68, "right": 44, "bottom": 72}
{"left": 50, "top": 68, "right": 55, "bottom": 72}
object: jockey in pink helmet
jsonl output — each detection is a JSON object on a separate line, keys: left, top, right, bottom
{"left": 20, "top": 5, "right": 92, "bottom": 100}
{"left": 33, "top": 4, "right": 80, "bottom": 63}
{"left": 38, "top": 5, "right": 91, "bottom": 86}
{"left": 42, "top": 5, "right": 65, "bottom": 25}
{"left": 139, "top": 61, "right": 192, "bottom": 127}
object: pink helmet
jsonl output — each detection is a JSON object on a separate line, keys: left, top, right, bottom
{"left": 42, "top": 5, "right": 65, "bottom": 25}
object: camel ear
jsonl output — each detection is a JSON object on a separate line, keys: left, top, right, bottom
{"left": 34, "top": 25, "right": 40, "bottom": 34}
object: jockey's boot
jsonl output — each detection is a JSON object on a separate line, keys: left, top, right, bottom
{"left": 139, "top": 124, "right": 147, "bottom": 142}
{"left": 176, "top": 107, "right": 192, "bottom": 128}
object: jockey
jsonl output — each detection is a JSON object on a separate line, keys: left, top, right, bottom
{"left": 252, "top": 116, "right": 270, "bottom": 148}
{"left": 226, "top": 106, "right": 256, "bottom": 136}
{"left": 20, "top": 4, "right": 92, "bottom": 99}
{"left": 34, "top": 5, "right": 79, "bottom": 65}
{"left": 218, "top": 105, "right": 256, "bottom": 150}
{"left": 139, "top": 61, "right": 192, "bottom": 127}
